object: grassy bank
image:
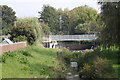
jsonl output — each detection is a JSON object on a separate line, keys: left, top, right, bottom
{"left": 1, "top": 46, "right": 67, "bottom": 78}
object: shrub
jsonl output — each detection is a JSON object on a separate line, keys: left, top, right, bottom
{"left": 77, "top": 52, "right": 96, "bottom": 69}
{"left": 60, "top": 48, "right": 84, "bottom": 64}
{"left": 79, "top": 64, "right": 96, "bottom": 79}
{"left": 13, "top": 35, "right": 27, "bottom": 42}
{"left": 79, "top": 57, "right": 114, "bottom": 79}
{"left": 10, "top": 26, "right": 36, "bottom": 45}
{"left": 94, "top": 57, "right": 114, "bottom": 78}
{"left": 61, "top": 48, "right": 72, "bottom": 64}
{"left": 71, "top": 52, "right": 83, "bottom": 62}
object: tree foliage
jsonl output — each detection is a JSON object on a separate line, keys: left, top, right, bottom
{"left": 10, "top": 18, "right": 42, "bottom": 45}
{"left": 40, "top": 22, "right": 50, "bottom": 35}
{"left": 70, "top": 6, "right": 99, "bottom": 34}
{"left": 10, "top": 26, "right": 36, "bottom": 45}
{"left": 56, "top": 8, "right": 70, "bottom": 34}
{"left": 75, "top": 21, "right": 99, "bottom": 34}
{"left": 1, "top": 5, "right": 16, "bottom": 34}
{"left": 38, "top": 5, "right": 59, "bottom": 34}
{"left": 99, "top": 2, "right": 120, "bottom": 47}
{"left": 38, "top": 5, "right": 99, "bottom": 35}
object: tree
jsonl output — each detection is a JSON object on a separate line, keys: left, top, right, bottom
{"left": 56, "top": 8, "right": 70, "bottom": 34}
{"left": 40, "top": 22, "right": 50, "bottom": 35}
{"left": 38, "top": 5, "right": 99, "bottom": 35}
{"left": 70, "top": 6, "right": 99, "bottom": 34}
{"left": 38, "top": 5, "right": 59, "bottom": 34}
{"left": 39, "top": 5, "right": 71, "bottom": 35}
{"left": 10, "top": 26, "right": 36, "bottom": 45}
{"left": 10, "top": 18, "right": 42, "bottom": 45}
{"left": 98, "top": 2, "right": 120, "bottom": 47}
{"left": 75, "top": 19, "right": 103, "bottom": 34}
{"left": 1, "top": 5, "right": 16, "bottom": 35}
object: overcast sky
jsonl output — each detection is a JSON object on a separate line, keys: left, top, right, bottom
{"left": 0, "top": 0, "right": 101, "bottom": 18}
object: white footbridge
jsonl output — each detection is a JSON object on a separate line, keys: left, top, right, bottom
{"left": 43, "top": 35, "right": 97, "bottom": 42}
{"left": 42, "top": 35, "right": 97, "bottom": 48}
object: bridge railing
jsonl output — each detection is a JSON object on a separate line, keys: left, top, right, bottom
{"left": 42, "top": 35, "right": 97, "bottom": 42}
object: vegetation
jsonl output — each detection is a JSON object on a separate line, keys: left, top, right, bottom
{"left": 1, "top": 5, "right": 16, "bottom": 35}
{"left": 59, "top": 46, "right": 119, "bottom": 79}
{"left": 10, "top": 26, "right": 36, "bottom": 45}
{"left": 98, "top": 2, "right": 120, "bottom": 48}
{"left": 70, "top": 6, "right": 99, "bottom": 34}
{"left": 40, "top": 23, "right": 50, "bottom": 35}
{"left": 9, "top": 18, "right": 42, "bottom": 45}
{"left": 38, "top": 5, "right": 59, "bottom": 34}
{"left": 0, "top": 2, "right": 119, "bottom": 79}
{"left": 38, "top": 5, "right": 99, "bottom": 35}
{"left": 1, "top": 46, "right": 68, "bottom": 78}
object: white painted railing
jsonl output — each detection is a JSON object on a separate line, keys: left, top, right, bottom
{"left": 42, "top": 35, "right": 97, "bottom": 42}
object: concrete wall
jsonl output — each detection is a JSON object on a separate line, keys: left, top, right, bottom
{"left": 0, "top": 42, "right": 27, "bottom": 54}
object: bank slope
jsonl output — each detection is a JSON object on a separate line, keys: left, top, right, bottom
{"left": 2, "top": 46, "right": 64, "bottom": 78}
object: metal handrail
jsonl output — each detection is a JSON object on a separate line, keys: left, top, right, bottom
{"left": 42, "top": 35, "right": 97, "bottom": 42}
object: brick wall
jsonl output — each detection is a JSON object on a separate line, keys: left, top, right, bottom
{"left": 0, "top": 42, "right": 27, "bottom": 54}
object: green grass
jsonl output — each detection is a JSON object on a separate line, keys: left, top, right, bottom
{"left": 1, "top": 46, "right": 67, "bottom": 78}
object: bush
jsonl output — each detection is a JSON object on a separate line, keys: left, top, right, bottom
{"left": 79, "top": 64, "right": 96, "bottom": 79}
{"left": 60, "top": 48, "right": 84, "bottom": 64}
{"left": 61, "top": 48, "right": 72, "bottom": 64}
{"left": 13, "top": 35, "right": 27, "bottom": 42}
{"left": 94, "top": 57, "right": 114, "bottom": 78}
{"left": 60, "top": 46, "right": 117, "bottom": 78}
{"left": 10, "top": 26, "right": 36, "bottom": 45}
{"left": 79, "top": 57, "right": 114, "bottom": 79}
{"left": 77, "top": 52, "right": 97, "bottom": 69}
{"left": 71, "top": 52, "right": 83, "bottom": 62}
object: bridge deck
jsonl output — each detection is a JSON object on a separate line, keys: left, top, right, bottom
{"left": 43, "top": 35, "right": 97, "bottom": 42}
